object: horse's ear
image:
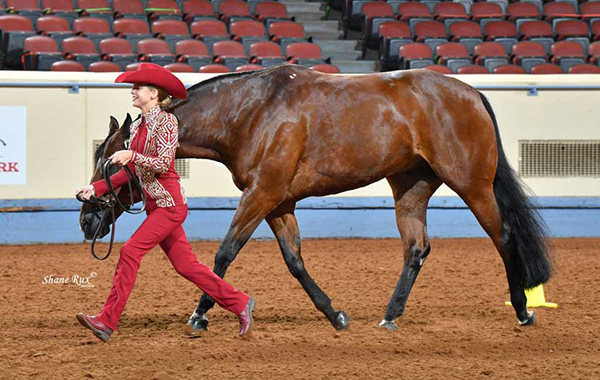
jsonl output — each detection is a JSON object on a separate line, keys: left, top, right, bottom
{"left": 124, "top": 113, "right": 132, "bottom": 126}
{"left": 122, "top": 113, "right": 132, "bottom": 139}
{"left": 109, "top": 116, "right": 119, "bottom": 133}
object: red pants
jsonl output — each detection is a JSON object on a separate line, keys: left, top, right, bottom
{"left": 96, "top": 205, "right": 249, "bottom": 330}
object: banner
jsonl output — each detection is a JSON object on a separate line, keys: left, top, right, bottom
{"left": 0, "top": 106, "right": 27, "bottom": 185}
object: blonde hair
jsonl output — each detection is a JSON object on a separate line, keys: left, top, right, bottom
{"left": 152, "top": 86, "right": 172, "bottom": 108}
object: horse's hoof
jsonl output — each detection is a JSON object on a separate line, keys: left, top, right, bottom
{"left": 334, "top": 310, "right": 350, "bottom": 330}
{"left": 378, "top": 319, "right": 399, "bottom": 331}
{"left": 518, "top": 311, "right": 536, "bottom": 326}
{"left": 185, "top": 314, "right": 209, "bottom": 337}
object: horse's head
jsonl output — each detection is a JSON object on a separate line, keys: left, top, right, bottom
{"left": 79, "top": 114, "right": 141, "bottom": 240}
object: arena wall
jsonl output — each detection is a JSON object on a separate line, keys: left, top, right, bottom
{"left": 0, "top": 71, "right": 598, "bottom": 243}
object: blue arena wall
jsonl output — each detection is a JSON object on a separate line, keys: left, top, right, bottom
{"left": 1, "top": 197, "right": 598, "bottom": 244}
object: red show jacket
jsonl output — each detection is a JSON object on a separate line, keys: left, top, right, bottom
{"left": 93, "top": 105, "right": 187, "bottom": 210}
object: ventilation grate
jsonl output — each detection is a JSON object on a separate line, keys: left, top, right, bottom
{"left": 519, "top": 140, "right": 600, "bottom": 178}
{"left": 175, "top": 159, "right": 190, "bottom": 178}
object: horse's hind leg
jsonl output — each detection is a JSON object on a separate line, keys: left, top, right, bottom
{"left": 380, "top": 165, "right": 441, "bottom": 331}
{"left": 266, "top": 202, "right": 349, "bottom": 330}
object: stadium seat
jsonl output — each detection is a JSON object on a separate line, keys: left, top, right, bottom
{"left": 89, "top": 60, "right": 122, "bottom": 72}
{"left": 174, "top": 39, "right": 211, "bottom": 70}
{"left": 423, "top": 64, "right": 452, "bottom": 74}
{"left": 190, "top": 19, "right": 230, "bottom": 51}
{"left": 555, "top": 20, "right": 590, "bottom": 52}
{"left": 581, "top": 2, "right": 600, "bottom": 27}
{"left": 113, "top": 0, "right": 147, "bottom": 21}
{"left": 433, "top": 2, "right": 468, "bottom": 28}
{"left": 493, "top": 64, "right": 526, "bottom": 74}
{"left": 449, "top": 21, "right": 483, "bottom": 54}
{"left": 62, "top": 36, "right": 101, "bottom": 69}
{"left": 230, "top": 20, "right": 268, "bottom": 52}
{"left": 77, "top": 0, "right": 112, "bottom": 24}
{"left": 235, "top": 63, "right": 263, "bottom": 72}
{"left": 362, "top": 2, "right": 396, "bottom": 49}
{"left": 512, "top": 41, "right": 547, "bottom": 72}
{"left": 137, "top": 38, "right": 176, "bottom": 65}
{"left": 218, "top": 0, "right": 252, "bottom": 23}
{"left": 146, "top": 0, "right": 183, "bottom": 21}
{"left": 484, "top": 20, "right": 518, "bottom": 53}
{"left": 456, "top": 64, "right": 489, "bottom": 74}
{"left": 212, "top": 40, "right": 249, "bottom": 70}
{"left": 51, "top": 60, "right": 85, "bottom": 71}
{"left": 5, "top": 0, "right": 42, "bottom": 24}
{"left": 568, "top": 63, "right": 600, "bottom": 73}
{"left": 199, "top": 63, "right": 231, "bottom": 72}
{"left": 151, "top": 19, "right": 191, "bottom": 51}
{"left": 519, "top": 20, "right": 554, "bottom": 54}
{"left": 0, "top": 15, "right": 36, "bottom": 68}
{"left": 99, "top": 37, "right": 137, "bottom": 69}
{"left": 470, "top": 2, "right": 506, "bottom": 23}
{"left": 255, "top": 2, "right": 289, "bottom": 24}
{"left": 41, "top": 0, "right": 78, "bottom": 26}
{"left": 378, "top": 21, "right": 413, "bottom": 71}
{"left": 269, "top": 21, "right": 306, "bottom": 50}
{"left": 589, "top": 41, "right": 600, "bottom": 65}
{"left": 414, "top": 21, "right": 448, "bottom": 53}
{"left": 435, "top": 42, "right": 471, "bottom": 73}
{"left": 36, "top": 16, "right": 74, "bottom": 47}
{"left": 398, "top": 42, "right": 434, "bottom": 69}
{"left": 73, "top": 18, "right": 113, "bottom": 50}
{"left": 22, "top": 35, "right": 62, "bottom": 70}
{"left": 474, "top": 41, "right": 509, "bottom": 72}
{"left": 550, "top": 40, "right": 587, "bottom": 72}
{"left": 182, "top": 0, "right": 216, "bottom": 23}
{"left": 543, "top": 2, "right": 580, "bottom": 24}
{"left": 113, "top": 18, "right": 153, "bottom": 53}
{"left": 507, "top": 2, "right": 541, "bottom": 23}
{"left": 125, "top": 62, "right": 143, "bottom": 71}
{"left": 248, "top": 41, "right": 285, "bottom": 67}
{"left": 285, "top": 42, "right": 324, "bottom": 66}
{"left": 165, "top": 62, "right": 195, "bottom": 72}
{"left": 530, "top": 62, "right": 563, "bottom": 73}
{"left": 397, "top": 3, "right": 433, "bottom": 32}
{"left": 310, "top": 63, "right": 340, "bottom": 73}
{"left": 593, "top": 21, "right": 600, "bottom": 41}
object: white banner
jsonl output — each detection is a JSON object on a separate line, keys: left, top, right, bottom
{"left": 0, "top": 106, "right": 27, "bottom": 185}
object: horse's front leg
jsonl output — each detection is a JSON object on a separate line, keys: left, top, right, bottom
{"left": 185, "top": 186, "right": 280, "bottom": 335}
{"left": 267, "top": 202, "right": 349, "bottom": 330}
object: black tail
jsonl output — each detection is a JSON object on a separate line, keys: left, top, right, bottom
{"left": 479, "top": 92, "right": 552, "bottom": 289}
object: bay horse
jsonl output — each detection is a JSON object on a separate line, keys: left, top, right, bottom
{"left": 80, "top": 65, "right": 552, "bottom": 333}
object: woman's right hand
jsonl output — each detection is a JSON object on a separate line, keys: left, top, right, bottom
{"left": 75, "top": 185, "right": 95, "bottom": 201}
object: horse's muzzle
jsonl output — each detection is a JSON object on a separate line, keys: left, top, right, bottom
{"left": 80, "top": 210, "right": 111, "bottom": 240}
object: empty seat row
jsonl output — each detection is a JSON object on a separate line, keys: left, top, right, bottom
{"left": 424, "top": 62, "right": 600, "bottom": 74}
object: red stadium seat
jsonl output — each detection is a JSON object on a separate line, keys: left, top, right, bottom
{"left": 62, "top": 36, "right": 101, "bottom": 69}
{"left": 449, "top": 21, "right": 483, "bottom": 54}
{"left": 423, "top": 64, "right": 452, "bottom": 74}
{"left": 543, "top": 2, "right": 579, "bottom": 22}
{"left": 212, "top": 40, "right": 249, "bottom": 70}
{"left": 397, "top": 3, "right": 433, "bottom": 23}
{"left": 51, "top": 60, "right": 85, "bottom": 71}
{"left": 435, "top": 42, "right": 471, "bottom": 72}
{"left": 146, "top": 0, "right": 182, "bottom": 20}
{"left": 555, "top": 20, "right": 590, "bottom": 52}
{"left": 73, "top": 18, "right": 113, "bottom": 49}
{"left": 5, "top": 0, "right": 42, "bottom": 23}
{"left": 456, "top": 65, "right": 489, "bottom": 74}
{"left": 0, "top": 15, "right": 36, "bottom": 68}
{"left": 41, "top": 0, "right": 78, "bottom": 25}
{"left": 414, "top": 20, "right": 448, "bottom": 53}
{"left": 268, "top": 21, "right": 306, "bottom": 49}
{"left": 190, "top": 20, "right": 230, "bottom": 50}
{"left": 512, "top": 41, "right": 547, "bottom": 72}
{"left": 473, "top": 41, "right": 509, "bottom": 72}
{"left": 151, "top": 19, "right": 191, "bottom": 50}
{"left": 165, "top": 62, "right": 195, "bottom": 72}
{"left": 89, "top": 61, "right": 122, "bottom": 72}
{"left": 589, "top": 41, "right": 600, "bottom": 64}
{"left": 362, "top": 2, "right": 396, "bottom": 49}
{"left": 218, "top": 0, "right": 252, "bottom": 22}
{"left": 230, "top": 20, "right": 267, "bottom": 50}
{"left": 248, "top": 41, "right": 285, "bottom": 67}
{"left": 581, "top": 2, "right": 600, "bottom": 24}
{"left": 77, "top": 0, "right": 112, "bottom": 22}
{"left": 113, "top": 0, "right": 146, "bottom": 20}
{"left": 568, "top": 63, "right": 600, "bottom": 73}
{"left": 550, "top": 40, "right": 587, "bottom": 72}
{"left": 433, "top": 2, "right": 468, "bottom": 26}
{"left": 310, "top": 63, "right": 340, "bottom": 73}
{"left": 199, "top": 63, "right": 231, "bottom": 73}
{"left": 182, "top": 0, "right": 216, "bottom": 23}
{"left": 175, "top": 39, "right": 211, "bottom": 70}
{"left": 125, "top": 62, "right": 142, "bottom": 71}
{"left": 507, "top": 2, "right": 540, "bottom": 22}
{"left": 484, "top": 20, "right": 518, "bottom": 53}
{"left": 36, "top": 15, "right": 73, "bottom": 47}
{"left": 530, "top": 63, "right": 563, "bottom": 74}
{"left": 519, "top": 20, "right": 554, "bottom": 54}
{"left": 285, "top": 42, "right": 323, "bottom": 66}
{"left": 22, "top": 35, "right": 62, "bottom": 70}
{"left": 113, "top": 18, "right": 152, "bottom": 52}
{"left": 137, "top": 38, "right": 176, "bottom": 65}
{"left": 399, "top": 42, "right": 434, "bottom": 69}
{"left": 255, "top": 2, "right": 289, "bottom": 23}
{"left": 470, "top": 2, "right": 506, "bottom": 22}
{"left": 378, "top": 21, "right": 413, "bottom": 70}
{"left": 99, "top": 37, "right": 137, "bottom": 69}
{"left": 493, "top": 64, "right": 526, "bottom": 74}
{"left": 235, "top": 63, "right": 264, "bottom": 72}
{"left": 593, "top": 21, "right": 600, "bottom": 41}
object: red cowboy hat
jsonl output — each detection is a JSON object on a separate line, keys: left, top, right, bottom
{"left": 115, "top": 63, "right": 187, "bottom": 99}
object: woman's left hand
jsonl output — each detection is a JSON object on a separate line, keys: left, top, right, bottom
{"left": 110, "top": 150, "right": 133, "bottom": 166}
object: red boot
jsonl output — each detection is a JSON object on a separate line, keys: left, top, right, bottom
{"left": 76, "top": 313, "right": 113, "bottom": 342}
{"left": 238, "top": 297, "right": 255, "bottom": 337}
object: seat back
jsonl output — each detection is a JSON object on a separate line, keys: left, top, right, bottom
{"left": 435, "top": 42, "right": 469, "bottom": 57}
{"left": 414, "top": 21, "right": 446, "bottom": 38}
{"left": 0, "top": 15, "right": 34, "bottom": 32}
{"left": 551, "top": 40, "right": 585, "bottom": 57}
{"left": 212, "top": 40, "right": 246, "bottom": 56}
{"left": 199, "top": 64, "right": 231, "bottom": 73}
{"left": 512, "top": 41, "right": 546, "bottom": 57}
{"left": 543, "top": 2, "right": 577, "bottom": 18}
{"left": 175, "top": 39, "right": 209, "bottom": 56}
{"left": 147, "top": 0, "right": 182, "bottom": 16}
{"left": 471, "top": 3, "right": 505, "bottom": 19}
{"left": 165, "top": 62, "right": 195, "bottom": 72}
{"left": 137, "top": 38, "right": 172, "bottom": 54}
{"left": 51, "top": 60, "right": 85, "bottom": 71}
{"left": 36, "top": 16, "right": 71, "bottom": 32}
{"left": 424, "top": 64, "right": 453, "bottom": 74}
{"left": 363, "top": 2, "right": 394, "bottom": 18}
{"left": 568, "top": 63, "right": 600, "bottom": 73}
{"left": 113, "top": 0, "right": 145, "bottom": 15}
{"left": 6, "top": 0, "right": 40, "bottom": 11}
{"left": 183, "top": 0, "right": 215, "bottom": 17}
{"left": 474, "top": 41, "right": 507, "bottom": 57}
{"left": 230, "top": 20, "right": 266, "bottom": 37}
{"left": 507, "top": 3, "right": 540, "bottom": 19}
{"left": 399, "top": 42, "right": 432, "bottom": 59}
{"left": 191, "top": 20, "right": 228, "bottom": 36}
{"left": 484, "top": 21, "right": 517, "bottom": 38}
{"left": 89, "top": 61, "right": 122, "bottom": 72}
{"left": 450, "top": 21, "right": 482, "bottom": 38}
{"left": 286, "top": 42, "right": 322, "bottom": 59}
{"left": 434, "top": 2, "right": 467, "bottom": 17}
{"left": 114, "top": 18, "right": 150, "bottom": 34}
{"left": 235, "top": 63, "right": 264, "bottom": 72}
{"left": 456, "top": 65, "right": 489, "bottom": 74}
{"left": 255, "top": 2, "right": 288, "bottom": 19}
{"left": 152, "top": 19, "right": 190, "bottom": 35}
{"left": 555, "top": 20, "right": 589, "bottom": 38}
{"left": 520, "top": 20, "right": 553, "bottom": 38}
{"left": 99, "top": 37, "right": 134, "bottom": 54}
{"left": 397, "top": 3, "right": 432, "bottom": 18}
{"left": 218, "top": 0, "right": 251, "bottom": 18}
{"left": 379, "top": 21, "right": 411, "bottom": 39}
{"left": 249, "top": 41, "right": 282, "bottom": 57}
{"left": 269, "top": 21, "right": 304, "bottom": 38}
{"left": 62, "top": 36, "right": 97, "bottom": 53}
{"left": 41, "top": 0, "right": 74, "bottom": 11}
{"left": 310, "top": 63, "right": 340, "bottom": 73}
{"left": 24, "top": 35, "right": 59, "bottom": 52}
{"left": 493, "top": 64, "right": 526, "bottom": 73}
{"left": 530, "top": 63, "right": 563, "bottom": 73}
{"left": 73, "top": 18, "right": 111, "bottom": 34}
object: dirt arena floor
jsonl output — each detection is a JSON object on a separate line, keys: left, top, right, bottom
{"left": 1, "top": 238, "right": 599, "bottom": 379}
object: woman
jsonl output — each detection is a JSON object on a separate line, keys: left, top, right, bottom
{"left": 75, "top": 63, "right": 254, "bottom": 343}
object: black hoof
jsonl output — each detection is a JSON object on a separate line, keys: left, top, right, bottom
{"left": 185, "top": 314, "right": 209, "bottom": 337}
{"left": 518, "top": 311, "right": 536, "bottom": 326}
{"left": 378, "top": 319, "right": 398, "bottom": 331}
{"left": 334, "top": 310, "right": 350, "bottom": 330}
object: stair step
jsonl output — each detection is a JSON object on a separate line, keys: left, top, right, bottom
{"left": 331, "top": 60, "right": 378, "bottom": 73}
{"left": 324, "top": 51, "right": 363, "bottom": 60}
{"left": 313, "top": 40, "right": 359, "bottom": 52}
{"left": 302, "top": 20, "right": 340, "bottom": 33}
{"left": 292, "top": 13, "right": 325, "bottom": 21}
{"left": 280, "top": 2, "right": 323, "bottom": 12}
{"left": 308, "top": 31, "right": 344, "bottom": 40}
